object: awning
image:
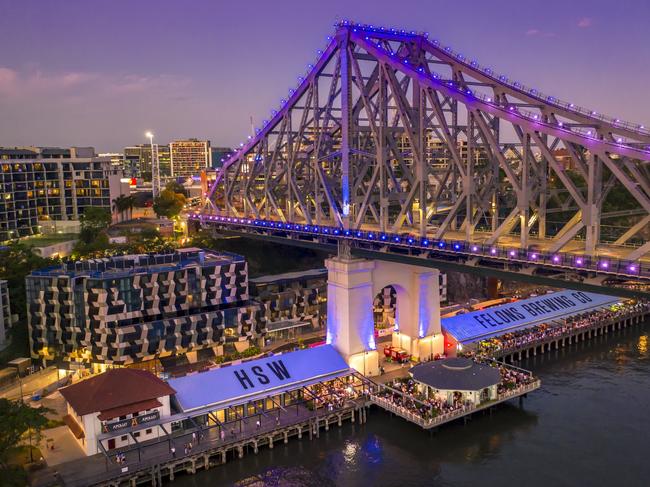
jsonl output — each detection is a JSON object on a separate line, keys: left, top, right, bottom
{"left": 443, "top": 290, "right": 621, "bottom": 344}
{"left": 169, "top": 344, "right": 350, "bottom": 413}
{"left": 63, "top": 414, "right": 85, "bottom": 439}
{"left": 97, "top": 398, "right": 162, "bottom": 421}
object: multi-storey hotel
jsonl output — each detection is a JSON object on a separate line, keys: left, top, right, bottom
{"left": 123, "top": 144, "right": 172, "bottom": 180}
{"left": 0, "top": 146, "right": 127, "bottom": 242}
{"left": 169, "top": 139, "right": 211, "bottom": 177}
{"left": 26, "top": 248, "right": 262, "bottom": 369}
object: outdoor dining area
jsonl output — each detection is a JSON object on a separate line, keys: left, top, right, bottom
{"left": 369, "top": 357, "right": 539, "bottom": 428}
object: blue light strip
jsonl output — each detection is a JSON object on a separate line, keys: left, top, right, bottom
{"left": 188, "top": 214, "right": 647, "bottom": 279}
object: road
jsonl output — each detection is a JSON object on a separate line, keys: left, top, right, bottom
{"left": 0, "top": 366, "right": 59, "bottom": 401}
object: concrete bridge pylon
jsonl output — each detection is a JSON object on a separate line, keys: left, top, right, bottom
{"left": 325, "top": 256, "right": 444, "bottom": 376}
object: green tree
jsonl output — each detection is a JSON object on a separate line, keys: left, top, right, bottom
{"left": 0, "top": 244, "right": 54, "bottom": 361}
{"left": 79, "top": 207, "right": 112, "bottom": 244}
{"left": 0, "top": 398, "right": 51, "bottom": 481}
{"left": 80, "top": 207, "right": 112, "bottom": 231}
{"left": 153, "top": 189, "right": 186, "bottom": 219}
{"left": 111, "top": 194, "right": 135, "bottom": 222}
{"left": 72, "top": 232, "right": 112, "bottom": 259}
{"left": 164, "top": 181, "right": 189, "bottom": 197}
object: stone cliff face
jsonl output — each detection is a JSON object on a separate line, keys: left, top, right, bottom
{"left": 446, "top": 271, "right": 488, "bottom": 303}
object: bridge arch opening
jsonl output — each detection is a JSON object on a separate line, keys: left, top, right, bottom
{"left": 325, "top": 257, "right": 444, "bottom": 375}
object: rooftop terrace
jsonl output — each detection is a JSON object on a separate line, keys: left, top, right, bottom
{"left": 29, "top": 248, "right": 244, "bottom": 279}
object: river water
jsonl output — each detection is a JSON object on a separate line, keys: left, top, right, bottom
{"left": 174, "top": 324, "right": 650, "bottom": 487}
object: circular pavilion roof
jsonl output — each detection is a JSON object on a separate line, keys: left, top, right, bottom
{"left": 409, "top": 357, "right": 500, "bottom": 391}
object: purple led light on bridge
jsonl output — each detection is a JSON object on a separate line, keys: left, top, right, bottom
{"left": 509, "top": 250, "right": 516, "bottom": 257}
{"left": 490, "top": 248, "right": 497, "bottom": 255}
{"left": 600, "top": 261, "right": 609, "bottom": 269}
{"left": 552, "top": 255, "right": 561, "bottom": 263}
{"left": 575, "top": 258, "right": 583, "bottom": 265}
{"left": 471, "top": 245, "right": 479, "bottom": 252}
{"left": 629, "top": 265, "right": 637, "bottom": 272}
{"left": 530, "top": 253, "right": 538, "bottom": 260}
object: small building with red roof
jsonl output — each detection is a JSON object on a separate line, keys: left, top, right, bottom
{"left": 60, "top": 368, "right": 176, "bottom": 455}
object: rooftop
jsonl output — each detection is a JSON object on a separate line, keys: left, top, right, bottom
{"left": 409, "top": 358, "right": 501, "bottom": 391}
{"left": 442, "top": 290, "right": 621, "bottom": 344}
{"left": 60, "top": 368, "right": 176, "bottom": 417}
{"left": 169, "top": 345, "right": 350, "bottom": 413}
{"left": 249, "top": 268, "right": 327, "bottom": 285}
{"left": 29, "top": 248, "right": 244, "bottom": 279}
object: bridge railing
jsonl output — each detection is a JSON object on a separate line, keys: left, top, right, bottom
{"left": 190, "top": 214, "right": 650, "bottom": 279}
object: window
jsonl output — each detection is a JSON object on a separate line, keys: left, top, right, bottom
{"left": 134, "top": 431, "right": 140, "bottom": 438}
{"left": 121, "top": 435, "right": 128, "bottom": 441}
{"left": 145, "top": 428, "right": 152, "bottom": 434}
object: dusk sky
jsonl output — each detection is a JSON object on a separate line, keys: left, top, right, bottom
{"left": 1, "top": 0, "right": 648, "bottom": 152}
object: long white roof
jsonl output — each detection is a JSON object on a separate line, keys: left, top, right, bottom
{"left": 169, "top": 345, "right": 349, "bottom": 413}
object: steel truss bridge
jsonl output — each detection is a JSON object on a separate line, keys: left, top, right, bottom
{"left": 196, "top": 21, "right": 650, "bottom": 297}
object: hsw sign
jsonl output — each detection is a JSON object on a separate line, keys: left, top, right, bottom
{"left": 233, "top": 360, "right": 291, "bottom": 390}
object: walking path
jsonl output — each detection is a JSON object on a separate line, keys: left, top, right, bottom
{"left": 32, "top": 399, "right": 365, "bottom": 487}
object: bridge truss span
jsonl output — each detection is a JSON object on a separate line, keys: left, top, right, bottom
{"left": 204, "top": 20, "right": 650, "bottom": 280}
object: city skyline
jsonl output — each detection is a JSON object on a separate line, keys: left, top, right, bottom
{"left": 0, "top": 0, "right": 649, "bottom": 152}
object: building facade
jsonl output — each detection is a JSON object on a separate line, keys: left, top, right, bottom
{"left": 210, "top": 147, "right": 233, "bottom": 169}
{"left": 170, "top": 139, "right": 211, "bottom": 177}
{"left": 0, "top": 147, "right": 127, "bottom": 242}
{"left": 60, "top": 368, "right": 175, "bottom": 455}
{"left": 27, "top": 248, "right": 264, "bottom": 369}
{"left": 123, "top": 144, "right": 172, "bottom": 180}
{"left": 249, "top": 269, "right": 328, "bottom": 345}
{"left": 0, "top": 280, "right": 12, "bottom": 347}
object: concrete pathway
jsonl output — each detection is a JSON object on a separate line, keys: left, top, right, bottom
{"left": 41, "top": 426, "right": 86, "bottom": 466}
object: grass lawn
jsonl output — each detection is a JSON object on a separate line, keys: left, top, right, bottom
{"left": 6, "top": 445, "right": 43, "bottom": 466}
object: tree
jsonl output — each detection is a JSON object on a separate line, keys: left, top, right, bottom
{"left": 0, "top": 398, "right": 51, "bottom": 477}
{"left": 80, "top": 207, "right": 112, "bottom": 233}
{"left": 153, "top": 189, "right": 186, "bottom": 219}
{"left": 0, "top": 244, "right": 53, "bottom": 361}
{"left": 72, "top": 232, "right": 112, "bottom": 259}
{"left": 165, "top": 181, "right": 189, "bottom": 197}
{"left": 111, "top": 195, "right": 135, "bottom": 223}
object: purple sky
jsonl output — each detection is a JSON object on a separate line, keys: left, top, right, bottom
{"left": 0, "top": 0, "right": 648, "bottom": 152}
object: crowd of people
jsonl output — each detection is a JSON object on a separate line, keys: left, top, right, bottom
{"left": 372, "top": 361, "right": 539, "bottom": 423}
{"left": 309, "top": 379, "right": 362, "bottom": 412}
{"left": 496, "top": 363, "right": 536, "bottom": 394}
{"left": 374, "top": 377, "right": 470, "bottom": 421}
{"left": 476, "top": 300, "right": 650, "bottom": 358}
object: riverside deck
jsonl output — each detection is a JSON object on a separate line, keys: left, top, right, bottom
{"left": 34, "top": 400, "right": 369, "bottom": 487}
{"left": 494, "top": 307, "right": 649, "bottom": 363}
{"left": 369, "top": 380, "right": 540, "bottom": 430}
